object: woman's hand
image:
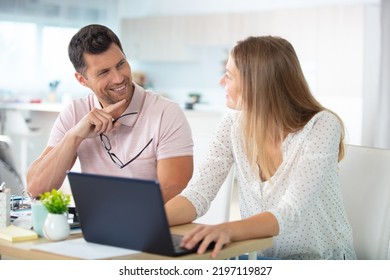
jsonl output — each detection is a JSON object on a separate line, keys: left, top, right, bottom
{"left": 180, "top": 212, "right": 279, "bottom": 259}
{"left": 180, "top": 223, "right": 233, "bottom": 258}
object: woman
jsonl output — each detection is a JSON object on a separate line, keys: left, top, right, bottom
{"left": 165, "top": 36, "right": 356, "bottom": 260}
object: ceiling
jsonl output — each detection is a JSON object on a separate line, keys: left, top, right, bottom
{"left": 118, "top": 0, "right": 380, "bottom": 18}
{"left": 0, "top": 0, "right": 381, "bottom": 25}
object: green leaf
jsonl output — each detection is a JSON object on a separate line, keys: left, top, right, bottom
{"left": 40, "top": 189, "right": 70, "bottom": 214}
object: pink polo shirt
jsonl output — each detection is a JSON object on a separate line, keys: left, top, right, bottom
{"left": 48, "top": 83, "right": 193, "bottom": 181}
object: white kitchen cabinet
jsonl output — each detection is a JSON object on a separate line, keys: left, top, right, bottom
{"left": 121, "top": 5, "right": 365, "bottom": 65}
{"left": 121, "top": 16, "right": 192, "bottom": 61}
{"left": 121, "top": 14, "right": 231, "bottom": 61}
{"left": 184, "top": 14, "right": 230, "bottom": 47}
{"left": 228, "top": 12, "right": 274, "bottom": 44}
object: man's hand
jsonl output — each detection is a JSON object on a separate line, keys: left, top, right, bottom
{"left": 71, "top": 99, "right": 126, "bottom": 139}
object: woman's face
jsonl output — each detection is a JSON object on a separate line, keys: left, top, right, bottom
{"left": 219, "top": 55, "right": 241, "bottom": 110}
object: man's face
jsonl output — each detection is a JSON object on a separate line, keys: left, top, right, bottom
{"left": 75, "top": 43, "right": 133, "bottom": 108}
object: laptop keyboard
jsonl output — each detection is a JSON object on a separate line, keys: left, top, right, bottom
{"left": 172, "top": 234, "right": 184, "bottom": 249}
{"left": 171, "top": 234, "right": 216, "bottom": 253}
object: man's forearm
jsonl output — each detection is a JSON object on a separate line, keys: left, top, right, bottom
{"left": 26, "top": 133, "right": 83, "bottom": 198}
{"left": 161, "top": 184, "right": 186, "bottom": 204}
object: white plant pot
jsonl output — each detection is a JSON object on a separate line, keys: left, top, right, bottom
{"left": 43, "top": 213, "right": 70, "bottom": 241}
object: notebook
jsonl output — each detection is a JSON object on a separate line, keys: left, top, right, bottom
{"left": 67, "top": 171, "right": 214, "bottom": 257}
{"left": 0, "top": 225, "right": 38, "bottom": 242}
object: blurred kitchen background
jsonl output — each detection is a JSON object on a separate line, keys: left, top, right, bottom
{"left": 1, "top": 0, "right": 389, "bottom": 186}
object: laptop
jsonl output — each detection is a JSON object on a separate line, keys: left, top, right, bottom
{"left": 67, "top": 171, "right": 214, "bottom": 257}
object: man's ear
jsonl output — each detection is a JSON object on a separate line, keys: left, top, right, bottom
{"left": 75, "top": 72, "right": 87, "bottom": 86}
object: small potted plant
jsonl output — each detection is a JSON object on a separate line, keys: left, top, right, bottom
{"left": 40, "top": 189, "right": 71, "bottom": 241}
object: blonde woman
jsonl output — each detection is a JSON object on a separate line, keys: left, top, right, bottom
{"left": 166, "top": 36, "right": 356, "bottom": 260}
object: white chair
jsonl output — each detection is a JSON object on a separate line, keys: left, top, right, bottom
{"left": 4, "top": 110, "right": 42, "bottom": 183}
{"left": 0, "top": 135, "right": 25, "bottom": 196}
{"left": 339, "top": 144, "right": 390, "bottom": 259}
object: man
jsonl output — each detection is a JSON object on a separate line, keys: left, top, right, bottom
{"left": 27, "top": 24, "right": 194, "bottom": 202}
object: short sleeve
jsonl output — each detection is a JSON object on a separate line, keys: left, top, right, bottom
{"left": 156, "top": 102, "right": 194, "bottom": 160}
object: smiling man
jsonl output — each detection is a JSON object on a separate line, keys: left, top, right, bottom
{"left": 27, "top": 24, "right": 194, "bottom": 202}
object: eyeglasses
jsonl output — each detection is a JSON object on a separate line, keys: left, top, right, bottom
{"left": 100, "top": 112, "right": 153, "bottom": 169}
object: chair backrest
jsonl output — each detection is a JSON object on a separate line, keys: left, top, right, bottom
{"left": 4, "top": 110, "right": 31, "bottom": 136}
{"left": 339, "top": 144, "right": 390, "bottom": 259}
{"left": 0, "top": 135, "right": 24, "bottom": 196}
{"left": 0, "top": 135, "right": 15, "bottom": 168}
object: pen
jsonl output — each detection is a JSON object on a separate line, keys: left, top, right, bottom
{"left": 0, "top": 182, "right": 5, "bottom": 192}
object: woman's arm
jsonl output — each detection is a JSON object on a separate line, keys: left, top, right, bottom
{"left": 180, "top": 211, "right": 279, "bottom": 258}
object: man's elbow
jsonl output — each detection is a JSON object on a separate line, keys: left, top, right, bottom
{"left": 162, "top": 184, "right": 186, "bottom": 204}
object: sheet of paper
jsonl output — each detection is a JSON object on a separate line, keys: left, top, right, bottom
{"left": 32, "top": 238, "right": 139, "bottom": 259}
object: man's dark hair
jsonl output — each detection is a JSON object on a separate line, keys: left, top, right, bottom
{"left": 68, "top": 24, "right": 124, "bottom": 74}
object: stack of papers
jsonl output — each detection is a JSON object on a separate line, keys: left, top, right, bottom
{"left": 0, "top": 225, "right": 38, "bottom": 242}
{"left": 32, "top": 238, "right": 139, "bottom": 259}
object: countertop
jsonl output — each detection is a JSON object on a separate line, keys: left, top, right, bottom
{"left": 0, "top": 102, "right": 64, "bottom": 113}
{"left": 0, "top": 101, "right": 228, "bottom": 114}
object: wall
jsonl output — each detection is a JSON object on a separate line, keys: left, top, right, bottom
{"left": 0, "top": 0, "right": 121, "bottom": 102}
{"left": 121, "top": 4, "right": 381, "bottom": 145}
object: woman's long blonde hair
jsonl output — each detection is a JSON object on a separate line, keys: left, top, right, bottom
{"left": 231, "top": 36, "right": 344, "bottom": 180}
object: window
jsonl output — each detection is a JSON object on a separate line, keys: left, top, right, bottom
{"left": 0, "top": 21, "right": 80, "bottom": 102}
{"left": 41, "top": 26, "right": 80, "bottom": 98}
{"left": 0, "top": 22, "right": 37, "bottom": 98}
